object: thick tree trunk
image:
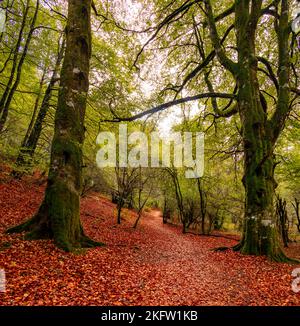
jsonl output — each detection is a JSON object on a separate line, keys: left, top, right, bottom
{"left": 240, "top": 139, "right": 283, "bottom": 258}
{"left": 231, "top": 0, "right": 292, "bottom": 262}
{"left": 234, "top": 59, "right": 286, "bottom": 260}
{"left": 7, "top": 0, "right": 102, "bottom": 251}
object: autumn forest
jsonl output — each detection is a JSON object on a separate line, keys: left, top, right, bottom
{"left": 0, "top": 0, "right": 300, "bottom": 310}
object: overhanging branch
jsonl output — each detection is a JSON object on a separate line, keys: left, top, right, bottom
{"left": 102, "top": 92, "right": 236, "bottom": 123}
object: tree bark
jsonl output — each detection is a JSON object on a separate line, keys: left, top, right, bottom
{"left": 276, "top": 196, "right": 289, "bottom": 247}
{"left": 233, "top": 0, "right": 290, "bottom": 261}
{"left": 292, "top": 198, "right": 300, "bottom": 233}
{"left": 117, "top": 201, "right": 123, "bottom": 224}
{"left": 7, "top": 0, "right": 102, "bottom": 251}
{"left": 205, "top": 0, "right": 294, "bottom": 261}
{"left": 197, "top": 178, "right": 206, "bottom": 235}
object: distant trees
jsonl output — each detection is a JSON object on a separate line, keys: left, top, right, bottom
{"left": 0, "top": 0, "right": 39, "bottom": 132}
{"left": 133, "top": 167, "right": 153, "bottom": 228}
{"left": 114, "top": 167, "right": 138, "bottom": 224}
{"left": 13, "top": 36, "right": 65, "bottom": 174}
{"left": 0, "top": 0, "right": 66, "bottom": 164}
{"left": 164, "top": 167, "right": 211, "bottom": 234}
{"left": 112, "top": 166, "right": 154, "bottom": 227}
{"left": 292, "top": 198, "right": 300, "bottom": 234}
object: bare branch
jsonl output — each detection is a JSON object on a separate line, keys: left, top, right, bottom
{"left": 203, "top": 0, "right": 237, "bottom": 75}
{"left": 172, "top": 24, "right": 234, "bottom": 95}
{"left": 132, "top": 0, "right": 202, "bottom": 69}
{"left": 257, "top": 56, "right": 279, "bottom": 91}
{"left": 102, "top": 92, "right": 236, "bottom": 123}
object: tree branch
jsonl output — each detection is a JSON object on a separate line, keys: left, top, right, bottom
{"left": 203, "top": 0, "right": 237, "bottom": 75}
{"left": 257, "top": 56, "right": 279, "bottom": 91}
{"left": 269, "top": 0, "right": 291, "bottom": 141}
{"left": 132, "top": 0, "right": 202, "bottom": 69}
{"left": 102, "top": 92, "right": 236, "bottom": 123}
{"left": 173, "top": 23, "right": 234, "bottom": 95}
{"left": 91, "top": 0, "right": 108, "bottom": 21}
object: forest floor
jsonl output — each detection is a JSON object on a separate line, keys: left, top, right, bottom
{"left": 0, "top": 168, "right": 300, "bottom": 306}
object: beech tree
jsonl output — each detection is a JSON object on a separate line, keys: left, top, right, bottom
{"left": 106, "top": 0, "right": 299, "bottom": 261}
{"left": 7, "top": 0, "right": 102, "bottom": 251}
{"left": 204, "top": 0, "right": 295, "bottom": 261}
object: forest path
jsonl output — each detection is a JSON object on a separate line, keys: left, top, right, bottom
{"left": 0, "top": 180, "right": 299, "bottom": 306}
{"left": 128, "top": 209, "right": 248, "bottom": 305}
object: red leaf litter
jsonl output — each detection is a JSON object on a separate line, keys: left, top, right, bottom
{"left": 0, "top": 172, "right": 300, "bottom": 306}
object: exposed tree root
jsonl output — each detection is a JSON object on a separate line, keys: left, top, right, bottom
{"left": 212, "top": 246, "right": 231, "bottom": 252}
{"left": 6, "top": 215, "right": 104, "bottom": 252}
{"left": 213, "top": 241, "right": 300, "bottom": 264}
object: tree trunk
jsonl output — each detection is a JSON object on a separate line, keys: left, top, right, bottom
{"left": 6, "top": 0, "right": 102, "bottom": 251}
{"left": 292, "top": 198, "right": 300, "bottom": 233}
{"left": 226, "top": 0, "right": 294, "bottom": 262}
{"left": 197, "top": 178, "right": 206, "bottom": 235}
{"left": 234, "top": 52, "right": 285, "bottom": 259}
{"left": 11, "top": 65, "right": 47, "bottom": 174}
{"left": 276, "top": 196, "right": 289, "bottom": 248}
{"left": 133, "top": 211, "right": 142, "bottom": 229}
{"left": 204, "top": 0, "right": 294, "bottom": 261}
{"left": 162, "top": 196, "right": 169, "bottom": 224}
{"left": 117, "top": 203, "right": 122, "bottom": 224}
{"left": 166, "top": 168, "right": 186, "bottom": 233}
{"left": 240, "top": 140, "right": 282, "bottom": 257}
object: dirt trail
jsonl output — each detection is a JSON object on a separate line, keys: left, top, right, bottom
{"left": 0, "top": 181, "right": 299, "bottom": 306}
{"left": 130, "top": 210, "right": 247, "bottom": 305}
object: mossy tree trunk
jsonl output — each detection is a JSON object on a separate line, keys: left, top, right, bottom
{"left": 205, "top": 0, "right": 293, "bottom": 261}
{"left": 234, "top": 0, "right": 291, "bottom": 261}
{"left": 7, "top": 0, "right": 102, "bottom": 251}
